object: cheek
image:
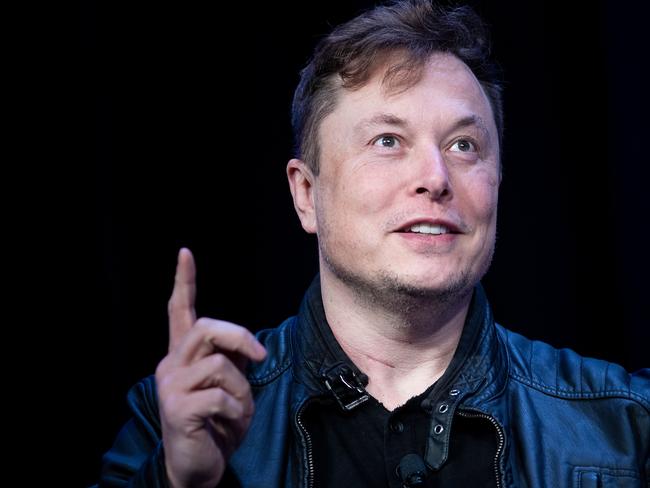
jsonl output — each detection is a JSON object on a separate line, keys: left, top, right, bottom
{"left": 334, "top": 164, "right": 401, "bottom": 217}
{"left": 458, "top": 167, "right": 499, "bottom": 223}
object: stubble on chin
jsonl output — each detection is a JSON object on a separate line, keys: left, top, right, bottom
{"left": 320, "top": 238, "right": 494, "bottom": 319}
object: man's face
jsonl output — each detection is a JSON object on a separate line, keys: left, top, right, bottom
{"left": 310, "top": 52, "right": 500, "bottom": 299}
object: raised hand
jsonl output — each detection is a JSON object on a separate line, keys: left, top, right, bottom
{"left": 155, "top": 248, "right": 266, "bottom": 488}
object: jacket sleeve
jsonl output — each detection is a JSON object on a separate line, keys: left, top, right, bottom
{"left": 94, "top": 375, "right": 170, "bottom": 487}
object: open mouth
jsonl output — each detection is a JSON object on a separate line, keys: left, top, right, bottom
{"left": 399, "top": 223, "right": 458, "bottom": 235}
{"left": 396, "top": 221, "right": 462, "bottom": 236}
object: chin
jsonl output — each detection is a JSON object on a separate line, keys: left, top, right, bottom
{"left": 374, "top": 267, "right": 477, "bottom": 303}
{"left": 323, "top": 247, "right": 485, "bottom": 307}
{"left": 387, "top": 261, "right": 466, "bottom": 288}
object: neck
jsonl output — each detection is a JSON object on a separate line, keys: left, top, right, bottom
{"left": 320, "top": 267, "right": 472, "bottom": 411}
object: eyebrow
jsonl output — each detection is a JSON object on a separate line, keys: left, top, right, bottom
{"left": 354, "top": 112, "right": 490, "bottom": 140}
{"left": 354, "top": 113, "right": 409, "bottom": 133}
{"left": 449, "top": 114, "right": 490, "bottom": 139}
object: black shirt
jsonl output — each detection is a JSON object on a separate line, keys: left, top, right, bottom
{"left": 304, "top": 287, "right": 499, "bottom": 487}
{"left": 306, "top": 389, "right": 498, "bottom": 487}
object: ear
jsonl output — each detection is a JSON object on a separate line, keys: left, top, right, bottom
{"left": 286, "top": 158, "right": 318, "bottom": 234}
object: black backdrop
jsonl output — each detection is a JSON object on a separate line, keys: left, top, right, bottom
{"left": 76, "top": 1, "right": 649, "bottom": 485}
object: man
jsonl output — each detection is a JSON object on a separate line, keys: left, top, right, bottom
{"left": 96, "top": 1, "right": 649, "bottom": 486}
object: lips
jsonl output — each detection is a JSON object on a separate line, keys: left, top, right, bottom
{"left": 395, "top": 218, "right": 463, "bottom": 235}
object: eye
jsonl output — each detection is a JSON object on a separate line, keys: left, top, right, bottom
{"left": 373, "top": 135, "right": 400, "bottom": 149}
{"left": 449, "top": 139, "right": 477, "bottom": 153}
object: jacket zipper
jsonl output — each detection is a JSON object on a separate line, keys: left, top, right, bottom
{"left": 296, "top": 400, "right": 315, "bottom": 488}
{"left": 457, "top": 409, "right": 505, "bottom": 488}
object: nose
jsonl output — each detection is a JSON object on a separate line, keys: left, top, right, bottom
{"left": 412, "top": 145, "right": 452, "bottom": 201}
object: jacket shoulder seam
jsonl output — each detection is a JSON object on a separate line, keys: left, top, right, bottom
{"left": 509, "top": 371, "right": 650, "bottom": 409}
{"left": 248, "top": 358, "right": 292, "bottom": 386}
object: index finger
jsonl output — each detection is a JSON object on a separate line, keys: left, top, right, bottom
{"left": 167, "top": 247, "right": 197, "bottom": 352}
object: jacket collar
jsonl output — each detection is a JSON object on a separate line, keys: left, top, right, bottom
{"left": 291, "top": 275, "right": 370, "bottom": 408}
{"left": 290, "top": 274, "right": 508, "bottom": 408}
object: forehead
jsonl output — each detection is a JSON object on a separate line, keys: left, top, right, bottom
{"left": 325, "top": 52, "right": 495, "bottom": 132}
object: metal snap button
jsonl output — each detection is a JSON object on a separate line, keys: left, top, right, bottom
{"left": 449, "top": 388, "right": 460, "bottom": 396}
{"left": 433, "top": 424, "right": 444, "bottom": 435}
{"left": 438, "top": 403, "right": 449, "bottom": 414}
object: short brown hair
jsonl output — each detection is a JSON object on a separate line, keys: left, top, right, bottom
{"left": 291, "top": 0, "right": 504, "bottom": 175}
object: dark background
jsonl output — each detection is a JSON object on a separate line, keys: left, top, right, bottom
{"left": 74, "top": 1, "right": 649, "bottom": 486}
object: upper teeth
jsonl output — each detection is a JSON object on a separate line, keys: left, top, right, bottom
{"left": 409, "top": 224, "right": 450, "bottom": 235}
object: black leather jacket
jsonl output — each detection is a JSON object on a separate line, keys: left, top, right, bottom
{"left": 97, "top": 280, "right": 650, "bottom": 487}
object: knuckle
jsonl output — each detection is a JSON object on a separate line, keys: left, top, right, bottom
{"left": 238, "top": 383, "right": 252, "bottom": 401}
{"left": 181, "top": 423, "right": 196, "bottom": 438}
{"left": 210, "top": 392, "right": 242, "bottom": 418}
{"left": 155, "top": 358, "right": 170, "bottom": 380}
{"left": 211, "top": 353, "right": 227, "bottom": 370}
{"left": 156, "top": 371, "right": 172, "bottom": 389}
{"left": 230, "top": 376, "right": 251, "bottom": 401}
{"left": 167, "top": 292, "right": 184, "bottom": 315}
{"left": 155, "top": 371, "right": 175, "bottom": 396}
{"left": 219, "top": 319, "right": 245, "bottom": 335}
{"left": 194, "top": 317, "right": 213, "bottom": 329}
{"left": 210, "top": 388, "right": 226, "bottom": 407}
{"left": 163, "top": 392, "right": 183, "bottom": 415}
{"left": 240, "top": 396, "right": 255, "bottom": 419}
